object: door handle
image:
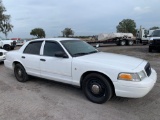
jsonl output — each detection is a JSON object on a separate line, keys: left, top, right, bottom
{"left": 22, "top": 56, "right": 25, "bottom": 59}
{"left": 40, "top": 59, "right": 46, "bottom": 62}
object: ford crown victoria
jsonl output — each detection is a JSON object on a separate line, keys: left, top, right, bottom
{"left": 4, "top": 38, "right": 157, "bottom": 103}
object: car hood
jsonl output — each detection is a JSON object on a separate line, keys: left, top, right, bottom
{"left": 149, "top": 37, "right": 160, "bottom": 40}
{"left": 1, "top": 39, "right": 14, "bottom": 43}
{"left": 75, "top": 52, "right": 144, "bottom": 70}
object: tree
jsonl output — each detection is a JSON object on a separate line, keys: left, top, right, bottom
{"left": 30, "top": 28, "right": 45, "bottom": 38}
{"left": 150, "top": 26, "right": 159, "bottom": 30}
{"left": 62, "top": 28, "right": 74, "bottom": 37}
{"left": 0, "top": 0, "right": 13, "bottom": 38}
{"left": 116, "top": 19, "right": 136, "bottom": 35}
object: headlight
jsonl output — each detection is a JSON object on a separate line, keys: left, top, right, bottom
{"left": 137, "top": 70, "right": 146, "bottom": 80}
{"left": 118, "top": 71, "right": 147, "bottom": 82}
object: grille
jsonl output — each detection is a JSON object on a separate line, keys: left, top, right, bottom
{"left": 13, "top": 41, "right": 16, "bottom": 46}
{"left": 153, "top": 39, "right": 160, "bottom": 45}
{"left": 0, "top": 52, "right": 2, "bottom": 56}
{"left": 145, "top": 63, "right": 151, "bottom": 77}
{"left": 11, "top": 41, "right": 16, "bottom": 46}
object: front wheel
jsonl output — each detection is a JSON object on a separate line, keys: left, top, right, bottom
{"left": 14, "top": 64, "right": 29, "bottom": 82}
{"left": 10, "top": 46, "right": 15, "bottom": 50}
{"left": 3, "top": 45, "right": 11, "bottom": 50}
{"left": 82, "top": 73, "right": 113, "bottom": 104}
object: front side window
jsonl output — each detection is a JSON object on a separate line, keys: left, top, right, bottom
{"left": 61, "top": 40, "right": 98, "bottom": 57}
{"left": 24, "top": 41, "right": 43, "bottom": 55}
{"left": 43, "top": 41, "right": 64, "bottom": 57}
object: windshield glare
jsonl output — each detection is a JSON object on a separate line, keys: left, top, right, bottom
{"left": 151, "top": 30, "right": 160, "bottom": 37}
{"left": 61, "top": 40, "right": 98, "bottom": 57}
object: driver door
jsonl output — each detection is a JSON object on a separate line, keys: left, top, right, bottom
{"left": 40, "top": 41, "right": 72, "bottom": 83}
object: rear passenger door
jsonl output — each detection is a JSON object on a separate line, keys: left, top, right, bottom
{"left": 21, "top": 41, "right": 43, "bottom": 77}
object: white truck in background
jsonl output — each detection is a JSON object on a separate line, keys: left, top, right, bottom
{"left": 136, "top": 26, "right": 154, "bottom": 45}
{"left": 0, "top": 37, "right": 16, "bottom": 50}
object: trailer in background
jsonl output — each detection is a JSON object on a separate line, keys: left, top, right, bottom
{"left": 87, "top": 33, "right": 136, "bottom": 46}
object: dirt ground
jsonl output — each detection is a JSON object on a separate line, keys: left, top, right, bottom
{"left": 0, "top": 44, "right": 159, "bottom": 120}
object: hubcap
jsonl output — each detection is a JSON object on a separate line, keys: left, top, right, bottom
{"left": 18, "top": 69, "right": 22, "bottom": 76}
{"left": 121, "top": 41, "right": 125, "bottom": 45}
{"left": 129, "top": 41, "right": 133, "bottom": 45}
{"left": 91, "top": 84, "right": 101, "bottom": 94}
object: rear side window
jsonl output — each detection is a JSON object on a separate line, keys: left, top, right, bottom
{"left": 24, "top": 41, "right": 43, "bottom": 55}
{"left": 43, "top": 41, "right": 64, "bottom": 57}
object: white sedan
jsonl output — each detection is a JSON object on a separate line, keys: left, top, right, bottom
{"left": 4, "top": 38, "right": 157, "bottom": 103}
{"left": 0, "top": 49, "right": 7, "bottom": 62}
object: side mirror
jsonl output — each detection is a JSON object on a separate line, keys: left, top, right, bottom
{"left": 144, "top": 35, "right": 151, "bottom": 38}
{"left": 55, "top": 51, "right": 68, "bottom": 58}
{"left": 144, "top": 35, "right": 147, "bottom": 38}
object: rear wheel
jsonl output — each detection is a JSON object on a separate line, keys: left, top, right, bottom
{"left": 120, "top": 40, "right": 126, "bottom": 46}
{"left": 149, "top": 47, "right": 152, "bottom": 52}
{"left": 82, "top": 73, "right": 113, "bottom": 104}
{"left": 128, "top": 40, "right": 134, "bottom": 46}
{"left": 14, "top": 64, "right": 28, "bottom": 82}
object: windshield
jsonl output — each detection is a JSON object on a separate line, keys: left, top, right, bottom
{"left": 61, "top": 40, "right": 98, "bottom": 57}
{"left": 151, "top": 30, "right": 160, "bottom": 37}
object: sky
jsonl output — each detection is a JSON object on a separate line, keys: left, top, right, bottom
{"left": 1, "top": 0, "right": 160, "bottom": 38}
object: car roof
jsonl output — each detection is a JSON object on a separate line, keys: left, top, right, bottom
{"left": 31, "top": 38, "right": 80, "bottom": 42}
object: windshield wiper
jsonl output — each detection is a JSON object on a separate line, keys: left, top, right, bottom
{"left": 88, "top": 51, "right": 98, "bottom": 54}
{"left": 73, "top": 51, "right": 98, "bottom": 57}
{"left": 73, "top": 52, "right": 88, "bottom": 57}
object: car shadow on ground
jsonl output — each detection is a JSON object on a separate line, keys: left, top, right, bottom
{"left": 25, "top": 76, "right": 136, "bottom": 103}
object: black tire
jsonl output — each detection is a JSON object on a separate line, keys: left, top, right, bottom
{"left": 128, "top": 40, "right": 134, "bottom": 46}
{"left": 149, "top": 47, "right": 152, "bottom": 52}
{"left": 10, "top": 46, "right": 14, "bottom": 50}
{"left": 82, "top": 73, "right": 113, "bottom": 104}
{"left": 3, "top": 45, "right": 11, "bottom": 50}
{"left": 120, "top": 40, "right": 126, "bottom": 46}
{"left": 14, "top": 64, "right": 28, "bottom": 82}
{"left": 116, "top": 41, "right": 120, "bottom": 46}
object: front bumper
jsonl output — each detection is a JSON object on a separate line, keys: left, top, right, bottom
{"left": 114, "top": 68, "right": 157, "bottom": 98}
{"left": 0, "top": 55, "right": 6, "bottom": 62}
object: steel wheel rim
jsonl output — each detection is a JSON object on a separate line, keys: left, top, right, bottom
{"left": 16, "top": 67, "right": 23, "bottom": 79}
{"left": 129, "top": 41, "right": 133, "bottom": 45}
{"left": 87, "top": 79, "right": 106, "bottom": 97}
{"left": 121, "top": 41, "right": 125, "bottom": 45}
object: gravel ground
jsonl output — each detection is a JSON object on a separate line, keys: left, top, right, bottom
{"left": 0, "top": 45, "right": 159, "bottom": 120}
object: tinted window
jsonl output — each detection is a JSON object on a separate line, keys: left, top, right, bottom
{"left": 61, "top": 40, "right": 97, "bottom": 57}
{"left": 43, "top": 41, "right": 64, "bottom": 57}
{"left": 151, "top": 30, "right": 160, "bottom": 37}
{"left": 24, "top": 41, "right": 42, "bottom": 55}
